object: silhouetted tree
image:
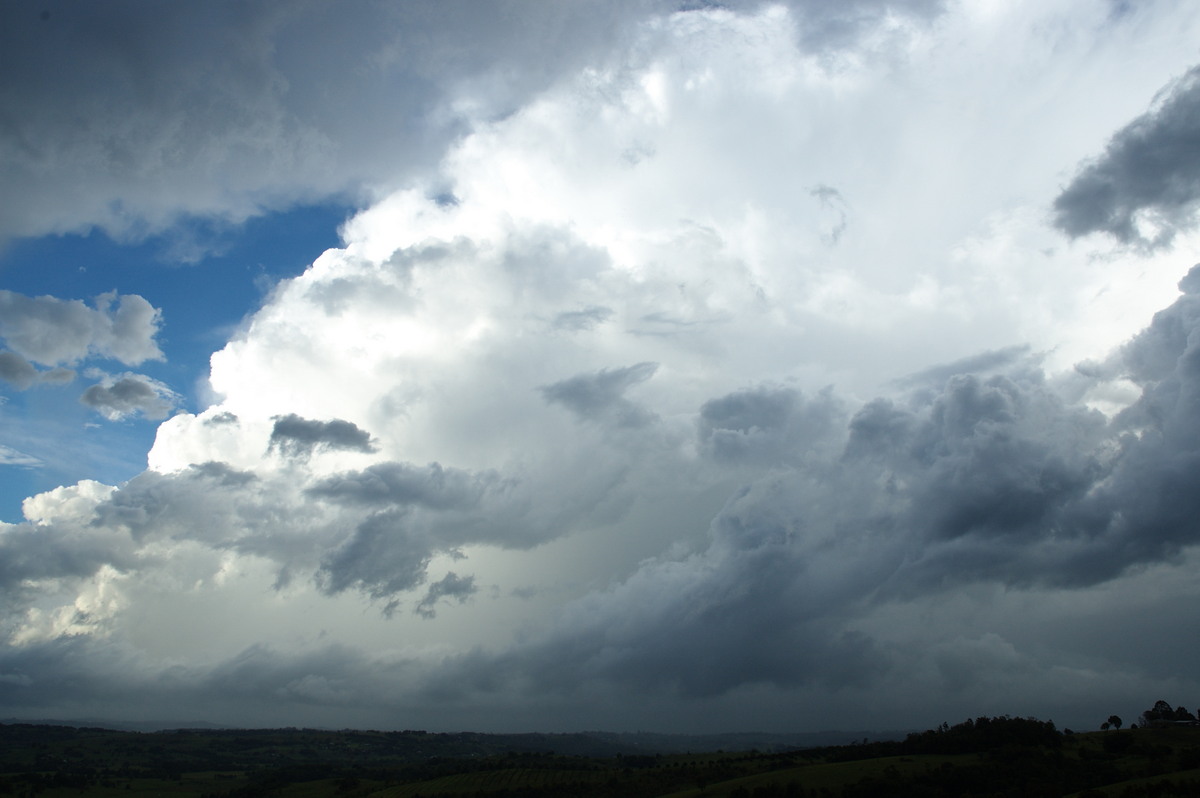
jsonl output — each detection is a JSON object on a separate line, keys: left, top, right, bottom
{"left": 1141, "top": 700, "right": 1176, "bottom": 727}
{"left": 1107, "top": 715, "right": 1122, "bottom": 730}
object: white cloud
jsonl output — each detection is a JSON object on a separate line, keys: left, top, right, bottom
{"left": 0, "top": 445, "right": 41, "bottom": 468}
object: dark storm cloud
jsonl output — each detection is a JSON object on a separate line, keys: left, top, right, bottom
{"left": 0, "top": 291, "right": 161, "bottom": 366}
{"left": 0, "top": 0, "right": 951, "bottom": 249}
{"left": 541, "top": 362, "right": 658, "bottom": 427}
{"left": 415, "top": 572, "right": 477, "bottom": 619}
{"left": 0, "top": 0, "right": 679, "bottom": 245}
{"left": 0, "top": 636, "right": 151, "bottom": 709}
{"left": 268, "top": 414, "right": 377, "bottom": 458}
{"left": 436, "top": 471, "right": 895, "bottom": 698}
{"left": 8, "top": 268, "right": 1200, "bottom": 720}
{"left": 430, "top": 266, "right": 1200, "bottom": 699}
{"left": 697, "top": 385, "right": 845, "bottom": 466}
{"left": 80, "top": 374, "right": 176, "bottom": 420}
{"left": 11, "top": 268, "right": 1200, "bottom": 711}
{"left": 0, "top": 635, "right": 412, "bottom": 723}
{"left": 1053, "top": 64, "right": 1200, "bottom": 248}
{"left": 316, "top": 510, "right": 435, "bottom": 600}
{"left": 846, "top": 269, "right": 1200, "bottom": 591}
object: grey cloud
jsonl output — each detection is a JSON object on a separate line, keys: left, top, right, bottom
{"left": 552, "top": 305, "right": 613, "bottom": 331}
{"left": 415, "top": 572, "right": 477, "bottom": 619}
{"left": 0, "top": 636, "right": 154, "bottom": 710}
{"left": 317, "top": 510, "right": 433, "bottom": 601}
{"left": 0, "top": 1, "right": 948, "bottom": 250}
{"left": 38, "top": 367, "right": 75, "bottom": 384}
{"left": 1118, "top": 265, "right": 1200, "bottom": 385}
{"left": 441, "top": 269, "right": 1200, "bottom": 700}
{"left": 0, "top": 351, "right": 38, "bottom": 389}
{"left": 0, "top": 636, "right": 415, "bottom": 727}
{"left": 628, "top": 311, "right": 728, "bottom": 338}
{"left": 698, "top": 385, "right": 846, "bottom": 466}
{"left": 205, "top": 411, "right": 239, "bottom": 426}
{"left": 2, "top": 454, "right": 518, "bottom": 628}
{"left": 440, "top": 476, "right": 893, "bottom": 699}
{"left": 1053, "top": 65, "right": 1200, "bottom": 248}
{"left": 0, "top": 518, "right": 136, "bottom": 625}
{"left": 541, "top": 362, "right": 658, "bottom": 427}
{"left": 199, "top": 643, "right": 410, "bottom": 711}
{"left": 67, "top": 460, "right": 451, "bottom": 606}
{"left": 80, "top": 373, "right": 177, "bottom": 420}
{"left": 306, "top": 461, "right": 496, "bottom": 511}
{"left": 810, "top": 184, "right": 849, "bottom": 245}
{"left": 16, "top": 264, "right": 1200, "bottom": 716}
{"left": 0, "top": 291, "right": 162, "bottom": 366}
{"left": 91, "top": 463, "right": 263, "bottom": 548}
{"left": 894, "top": 345, "right": 1033, "bottom": 389}
{"left": 780, "top": 0, "right": 945, "bottom": 53}
{"left": 0, "top": 0, "right": 676, "bottom": 247}
{"left": 268, "top": 414, "right": 377, "bottom": 458}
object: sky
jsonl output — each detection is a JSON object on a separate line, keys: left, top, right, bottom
{"left": 2, "top": 0, "right": 1200, "bottom": 735}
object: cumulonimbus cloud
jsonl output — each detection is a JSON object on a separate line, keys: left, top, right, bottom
{"left": 4, "top": 0, "right": 1200, "bottom": 731}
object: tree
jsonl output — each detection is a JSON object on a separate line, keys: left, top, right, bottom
{"left": 1139, "top": 700, "right": 1197, "bottom": 727}
{"left": 1107, "top": 715, "right": 1123, "bottom": 730}
{"left": 1100, "top": 722, "right": 1110, "bottom": 731}
{"left": 1141, "top": 700, "right": 1175, "bottom": 727}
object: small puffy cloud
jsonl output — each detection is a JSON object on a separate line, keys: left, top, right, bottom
{"left": 1053, "top": 64, "right": 1200, "bottom": 248}
{"left": 268, "top": 414, "right": 377, "bottom": 458}
{"left": 0, "top": 351, "right": 76, "bottom": 389}
{"left": 0, "top": 291, "right": 162, "bottom": 367}
{"left": 80, "top": 373, "right": 178, "bottom": 421}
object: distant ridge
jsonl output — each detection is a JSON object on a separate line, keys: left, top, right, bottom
{"left": 0, "top": 718, "right": 906, "bottom": 753}
{"left": 0, "top": 718, "right": 231, "bottom": 733}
